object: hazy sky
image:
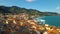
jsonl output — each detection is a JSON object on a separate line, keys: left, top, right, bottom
{"left": 0, "top": 0, "right": 60, "bottom": 13}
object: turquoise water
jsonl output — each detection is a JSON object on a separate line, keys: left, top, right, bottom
{"left": 35, "top": 16, "right": 60, "bottom": 26}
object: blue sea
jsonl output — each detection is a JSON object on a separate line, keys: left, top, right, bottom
{"left": 35, "top": 16, "right": 60, "bottom": 26}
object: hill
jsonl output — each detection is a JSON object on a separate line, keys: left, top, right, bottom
{"left": 0, "top": 6, "right": 60, "bottom": 16}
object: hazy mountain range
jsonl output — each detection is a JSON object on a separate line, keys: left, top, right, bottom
{"left": 0, "top": 6, "right": 60, "bottom": 16}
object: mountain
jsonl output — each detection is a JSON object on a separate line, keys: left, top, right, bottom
{"left": 0, "top": 6, "right": 60, "bottom": 16}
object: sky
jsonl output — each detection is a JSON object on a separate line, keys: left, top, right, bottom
{"left": 0, "top": 0, "right": 60, "bottom": 13}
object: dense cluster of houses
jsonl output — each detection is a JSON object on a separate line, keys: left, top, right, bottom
{"left": 0, "top": 13, "right": 60, "bottom": 34}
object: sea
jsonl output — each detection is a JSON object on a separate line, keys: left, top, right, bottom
{"left": 35, "top": 16, "right": 60, "bottom": 26}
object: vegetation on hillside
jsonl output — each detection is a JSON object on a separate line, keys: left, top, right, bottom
{"left": 0, "top": 6, "right": 60, "bottom": 16}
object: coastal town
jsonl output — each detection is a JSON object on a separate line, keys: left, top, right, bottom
{"left": 0, "top": 13, "right": 60, "bottom": 34}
